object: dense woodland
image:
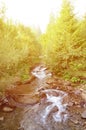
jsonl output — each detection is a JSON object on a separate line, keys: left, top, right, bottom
{"left": 40, "top": 0, "right": 86, "bottom": 83}
{"left": 0, "top": 0, "right": 86, "bottom": 92}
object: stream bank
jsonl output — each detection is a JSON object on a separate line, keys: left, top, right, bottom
{"left": 0, "top": 65, "right": 86, "bottom": 130}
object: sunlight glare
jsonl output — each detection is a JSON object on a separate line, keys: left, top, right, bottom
{"left": 0, "top": 0, "right": 86, "bottom": 32}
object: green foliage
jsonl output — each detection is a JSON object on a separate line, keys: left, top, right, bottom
{"left": 70, "top": 77, "right": 80, "bottom": 83}
{"left": 0, "top": 6, "right": 41, "bottom": 84}
{"left": 0, "top": 0, "right": 86, "bottom": 92}
{"left": 40, "top": 0, "right": 86, "bottom": 81}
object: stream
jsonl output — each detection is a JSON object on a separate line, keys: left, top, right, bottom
{"left": 0, "top": 65, "right": 86, "bottom": 130}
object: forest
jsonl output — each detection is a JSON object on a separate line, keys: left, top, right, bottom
{"left": 0, "top": 0, "right": 86, "bottom": 130}
{"left": 0, "top": 0, "right": 86, "bottom": 93}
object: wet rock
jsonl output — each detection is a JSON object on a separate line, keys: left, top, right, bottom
{"left": 46, "top": 80, "right": 53, "bottom": 85}
{"left": 71, "top": 118, "right": 79, "bottom": 124}
{"left": 3, "top": 98, "right": 9, "bottom": 104}
{"left": 81, "top": 91, "right": 86, "bottom": 100}
{"left": 81, "top": 110, "right": 86, "bottom": 119}
{"left": 74, "top": 120, "right": 79, "bottom": 124}
{"left": 68, "top": 102, "right": 74, "bottom": 107}
{"left": 80, "top": 101, "right": 86, "bottom": 108}
{"left": 83, "top": 122, "right": 86, "bottom": 126}
{"left": 0, "top": 116, "right": 4, "bottom": 121}
{"left": 64, "top": 81, "right": 71, "bottom": 86}
{"left": 0, "top": 97, "right": 9, "bottom": 106}
{"left": 51, "top": 106, "right": 58, "bottom": 113}
{"left": 74, "top": 101, "right": 79, "bottom": 105}
{"left": 2, "top": 106, "right": 14, "bottom": 112}
{"left": 17, "top": 94, "right": 40, "bottom": 105}
{"left": 74, "top": 89, "right": 81, "bottom": 95}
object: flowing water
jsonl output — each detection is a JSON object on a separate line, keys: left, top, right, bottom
{"left": 0, "top": 65, "right": 86, "bottom": 130}
{"left": 41, "top": 89, "right": 68, "bottom": 123}
{"left": 20, "top": 66, "right": 69, "bottom": 130}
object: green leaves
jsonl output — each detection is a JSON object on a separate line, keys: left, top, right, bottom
{"left": 0, "top": 7, "right": 41, "bottom": 80}
{"left": 40, "top": 0, "right": 86, "bottom": 81}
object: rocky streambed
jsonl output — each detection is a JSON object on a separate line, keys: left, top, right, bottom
{"left": 0, "top": 65, "right": 86, "bottom": 130}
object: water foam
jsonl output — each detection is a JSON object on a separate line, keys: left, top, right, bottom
{"left": 41, "top": 89, "right": 68, "bottom": 123}
{"left": 32, "top": 66, "right": 51, "bottom": 79}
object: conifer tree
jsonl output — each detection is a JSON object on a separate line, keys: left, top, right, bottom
{"left": 41, "top": 0, "right": 86, "bottom": 78}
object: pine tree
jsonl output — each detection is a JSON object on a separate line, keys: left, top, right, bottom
{"left": 41, "top": 0, "right": 85, "bottom": 78}
{"left": 44, "top": 0, "right": 78, "bottom": 72}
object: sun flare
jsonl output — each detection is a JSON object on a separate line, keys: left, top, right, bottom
{"left": 0, "top": 0, "right": 86, "bottom": 32}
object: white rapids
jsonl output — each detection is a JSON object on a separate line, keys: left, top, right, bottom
{"left": 41, "top": 89, "right": 68, "bottom": 124}
{"left": 32, "top": 65, "right": 51, "bottom": 79}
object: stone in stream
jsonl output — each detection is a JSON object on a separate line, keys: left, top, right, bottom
{"left": 81, "top": 91, "right": 86, "bottom": 100}
{"left": 2, "top": 106, "right": 14, "bottom": 112}
{"left": 72, "top": 119, "right": 79, "bottom": 124}
{"left": 80, "top": 101, "right": 86, "bottom": 108}
{"left": 0, "top": 116, "right": 4, "bottom": 121}
{"left": 81, "top": 110, "right": 86, "bottom": 119}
